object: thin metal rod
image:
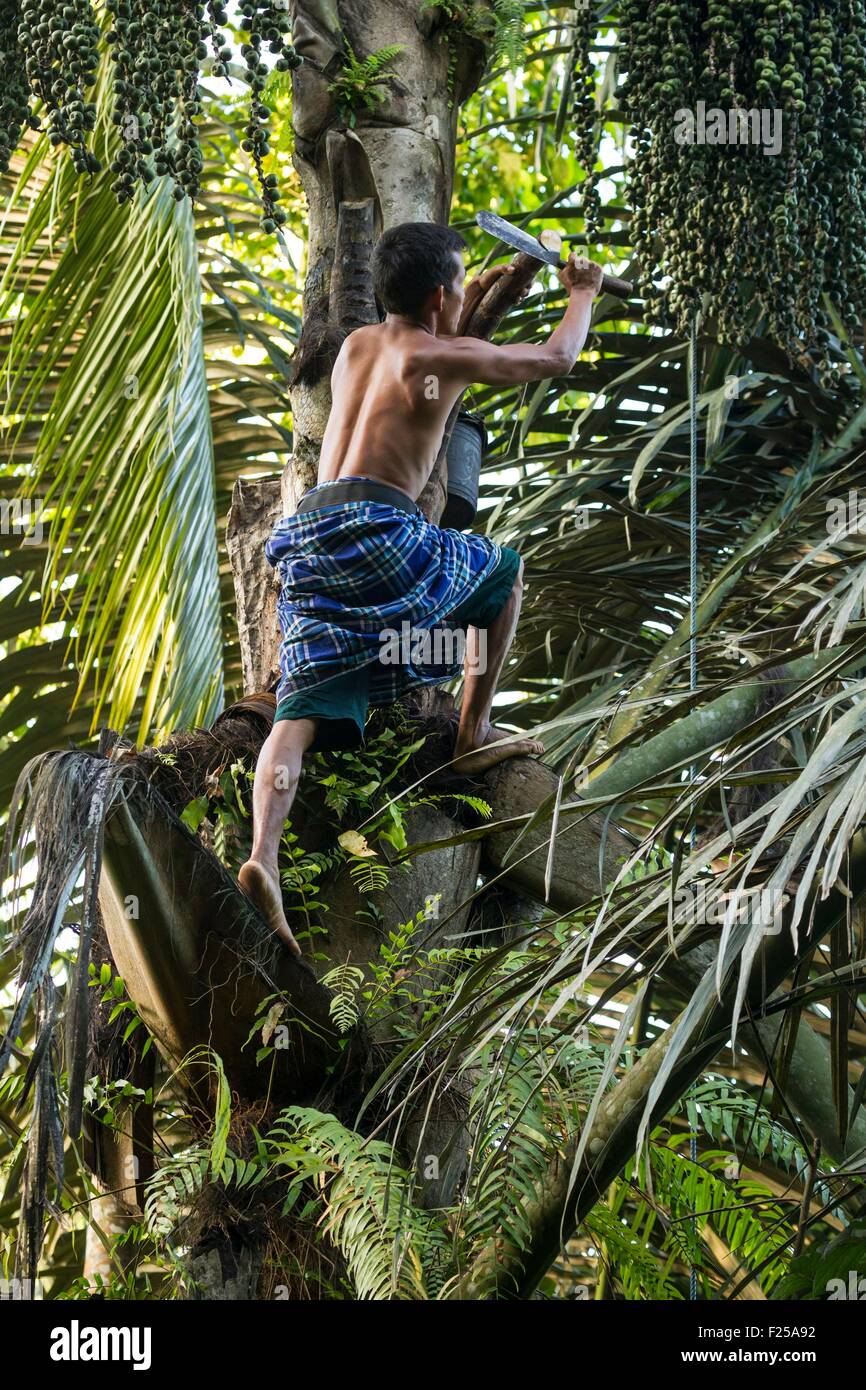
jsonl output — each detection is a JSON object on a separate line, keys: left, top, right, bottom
{"left": 688, "top": 308, "right": 700, "bottom": 1303}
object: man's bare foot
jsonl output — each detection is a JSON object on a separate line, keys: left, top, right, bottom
{"left": 238, "top": 860, "right": 302, "bottom": 958}
{"left": 451, "top": 721, "right": 544, "bottom": 775}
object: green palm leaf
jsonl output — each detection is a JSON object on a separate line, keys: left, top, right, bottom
{"left": 1, "top": 115, "right": 223, "bottom": 745}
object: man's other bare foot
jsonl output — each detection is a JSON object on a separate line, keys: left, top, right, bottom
{"left": 238, "top": 860, "right": 302, "bottom": 958}
{"left": 451, "top": 721, "right": 544, "bottom": 775}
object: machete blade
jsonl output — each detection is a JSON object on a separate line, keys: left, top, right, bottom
{"left": 475, "top": 211, "right": 563, "bottom": 267}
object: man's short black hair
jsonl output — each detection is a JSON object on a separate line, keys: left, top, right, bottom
{"left": 372, "top": 222, "right": 467, "bottom": 317}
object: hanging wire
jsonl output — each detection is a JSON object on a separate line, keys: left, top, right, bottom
{"left": 689, "top": 316, "right": 699, "bottom": 706}
{"left": 688, "top": 308, "right": 699, "bottom": 1303}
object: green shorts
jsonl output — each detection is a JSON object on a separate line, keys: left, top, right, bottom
{"left": 274, "top": 545, "right": 522, "bottom": 752}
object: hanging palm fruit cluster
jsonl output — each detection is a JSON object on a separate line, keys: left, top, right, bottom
{"left": 0, "top": 3, "right": 40, "bottom": 174}
{"left": 17, "top": 0, "right": 101, "bottom": 174}
{"left": 571, "top": 0, "right": 603, "bottom": 245}
{"left": 0, "top": 1, "right": 302, "bottom": 233}
{"left": 236, "top": 0, "right": 297, "bottom": 233}
{"left": 572, "top": 1, "right": 866, "bottom": 378}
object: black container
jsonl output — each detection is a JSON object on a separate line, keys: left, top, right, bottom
{"left": 442, "top": 411, "right": 485, "bottom": 529}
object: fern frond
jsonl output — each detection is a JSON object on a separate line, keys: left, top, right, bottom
{"left": 266, "top": 1107, "right": 447, "bottom": 1300}
{"left": 584, "top": 1199, "right": 682, "bottom": 1301}
{"left": 320, "top": 964, "right": 365, "bottom": 1034}
{"left": 491, "top": 0, "right": 525, "bottom": 68}
{"left": 679, "top": 1077, "right": 808, "bottom": 1172}
{"left": 349, "top": 856, "right": 390, "bottom": 894}
{"left": 460, "top": 1041, "right": 560, "bottom": 1285}
{"left": 144, "top": 1146, "right": 209, "bottom": 1238}
{"left": 328, "top": 42, "right": 404, "bottom": 118}
{"left": 644, "top": 1141, "right": 793, "bottom": 1295}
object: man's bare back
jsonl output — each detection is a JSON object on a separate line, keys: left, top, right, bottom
{"left": 317, "top": 247, "right": 603, "bottom": 500}
{"left": 317, "top": 319, "right": 465, "bottom": 497}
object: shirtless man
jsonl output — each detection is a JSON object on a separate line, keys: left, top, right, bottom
{"left": 238, "top": 222, "right": 604, "bottom": 954}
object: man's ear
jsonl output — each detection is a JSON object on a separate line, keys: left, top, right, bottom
{"left": 432, "top": 285, "right": 445, "bottom": 314}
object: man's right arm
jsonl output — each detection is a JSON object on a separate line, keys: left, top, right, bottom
{"left": 443, "top": 255, "right": 604, "bottom": 388}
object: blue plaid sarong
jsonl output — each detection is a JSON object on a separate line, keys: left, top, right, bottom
{"left": 265, "top": 486, "right": 506, "bottom": 709}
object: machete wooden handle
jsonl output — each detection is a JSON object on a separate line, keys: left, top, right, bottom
{"left": 537, "top": 229, "right": 633, "bottom": 299}
{"left": 555, "top": 263, "right": 634, "bottom": 300}
{"left": 600, "top": 272, "right": 634, "bottom": 298}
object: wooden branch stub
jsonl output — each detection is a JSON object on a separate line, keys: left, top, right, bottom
{"left": 329, "top": 198, "right": 379, "bottom": 333}
{"left": 226, "top": 477, "right": 283, "bottom": 693}
{"left": 538, "top": 229, "right": 562, "bottom": 258}
{"left": 464, "top": 250, "right": 547, "bottom": 342}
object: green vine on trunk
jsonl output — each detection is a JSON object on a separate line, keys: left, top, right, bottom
{"left": 327, "top": 41, "right": 403, "bottom": 127}
{"left": 424, "top": 0, "right": 526, "bottom": 105}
